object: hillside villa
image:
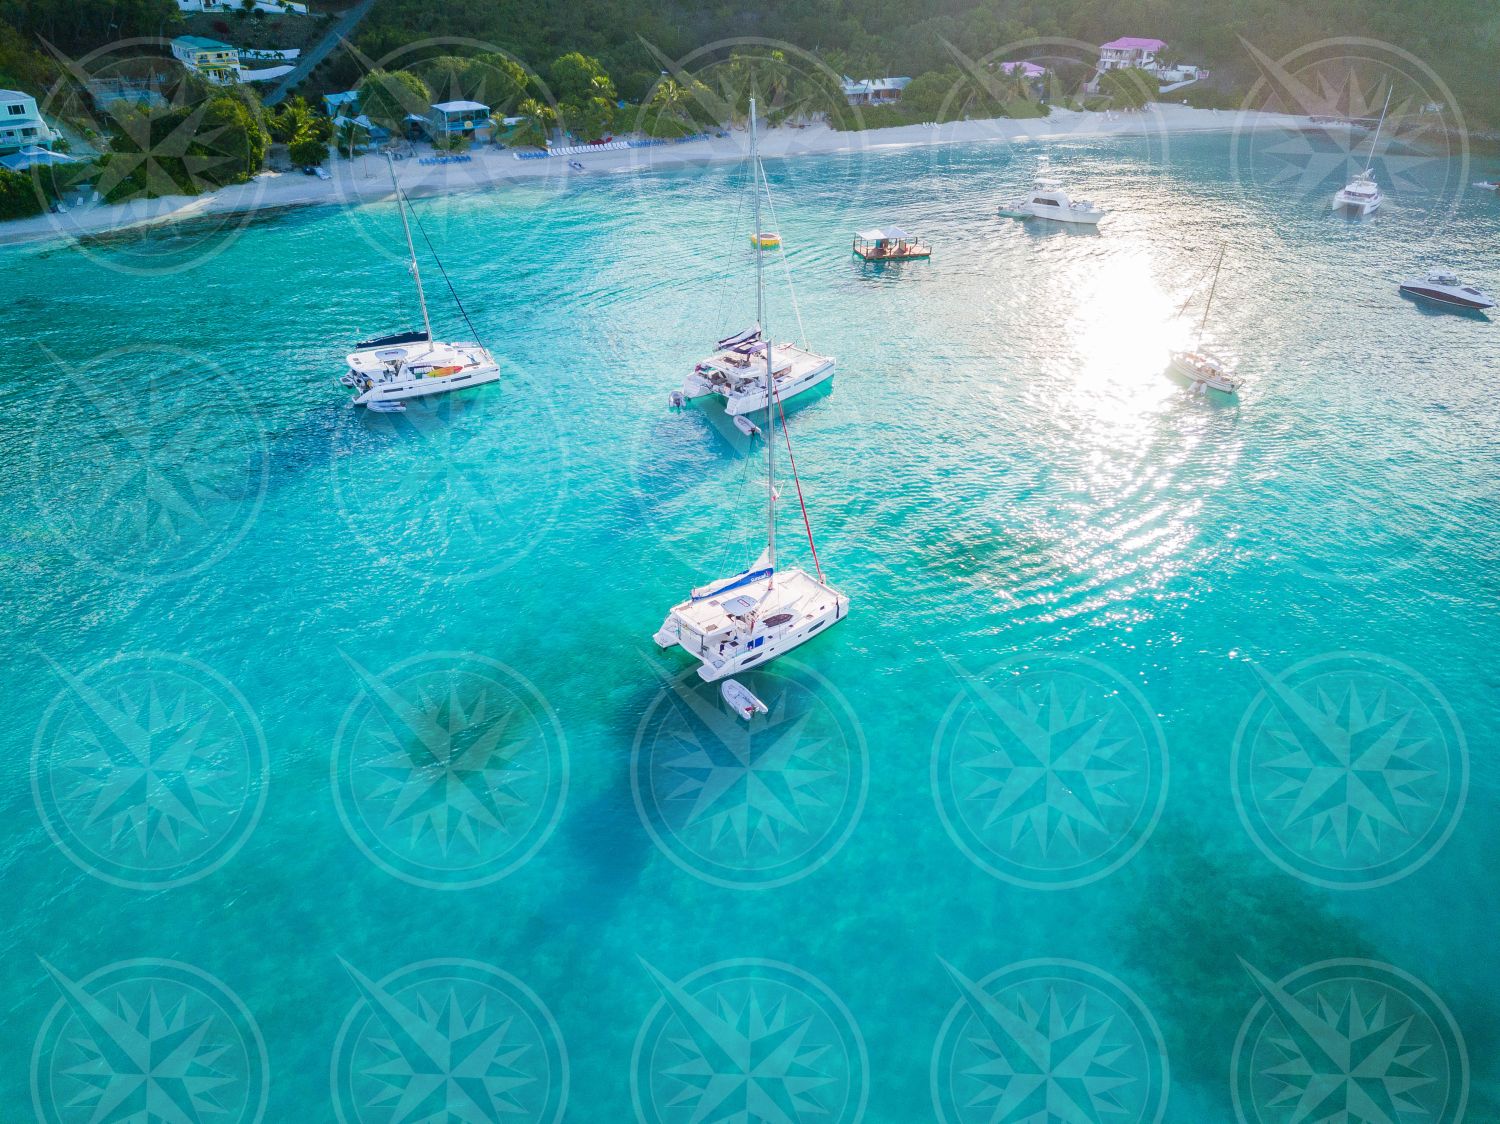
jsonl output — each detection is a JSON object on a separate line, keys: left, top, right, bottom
{"left": 1097, "top": 36, "right": 1168, "bottom": 74}
{"left": 1090, "top": 37, "right": 1206, "bottom": 92}
{"left": 0, "top": 90, "right": 56, "bottom": 154}
{"left": 175, "top": 0, "right": 309, "bottom": 13}
{"left": 840, "top": 77, "right": 912, "bottom": 107}
{"left": 171, "top": 36, "right": 242, "bottom": 84}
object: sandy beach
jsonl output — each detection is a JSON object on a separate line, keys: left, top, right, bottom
{"left": 0, "top": 103, "right": 1318, "bottom": 249}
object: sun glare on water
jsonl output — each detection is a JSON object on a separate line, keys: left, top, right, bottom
{"left": 1066, "top": 248, "right": 1187, "bottom": 423}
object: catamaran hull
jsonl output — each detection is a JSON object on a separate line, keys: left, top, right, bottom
{"left": 656, "top": 594, "right": 849, "bottom": 681}
{"left": 1333, "top": 193, "right": 1380, "bottom": 215}
{"left": 351, "top": 363, "right": 501, "bottom": 406}
{"left": 679, "top": 359, "right": 835, "bottom": 416}
{"left": 724, "top": 360, "right": 835, "bottom": 415}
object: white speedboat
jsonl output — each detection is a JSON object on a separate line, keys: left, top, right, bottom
{"left": 1473, "top": 180, "right": 1499, "bottom": 192}
{"left": 341, "top": 154, "right": 500, "bottom": 408}
{"left": 1333, "top": 89, "right": 1390, "bottom": 216}
{"left": 655, "top": 99, "right": 849, "bottom": 682}
{"left": 1399, "top": 271, "right": 1495, "bottom": 310}
{"left": 1168, "top": 246, "right": 1241, "bottom": 396}
{"left": 999, "top": 158, "right": 1104, "bottom": 225}
{"left": 678, "top": 328, "right": 835, "bottom": 416}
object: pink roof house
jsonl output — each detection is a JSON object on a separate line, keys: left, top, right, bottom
{"left": 998, "top": 61, "right": 1047, "bottom": 79}
{"left": 1097, "top": 37, "right": 1168, "bottom": 72}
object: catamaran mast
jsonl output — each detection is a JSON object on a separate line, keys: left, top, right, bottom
{"left": 1363, "top": 87, "right": 1393, "bottom": 176}
{"left": 751, "top": 96, "right": 776, "bottom": 573}
{"left": 386, "top": 152, "right": 432, "bottom": 343}
{"left": 1199, "top": 245, "right": 1224, "bottom": 342}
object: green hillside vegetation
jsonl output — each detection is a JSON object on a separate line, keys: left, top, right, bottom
{"left": 0, "top": 0, "right": 1494, "bottom": 201}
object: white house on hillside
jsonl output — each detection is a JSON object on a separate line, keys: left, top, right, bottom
{"left": 1097, "top": 37, "right": 1167, "bottom": 73}
{"left": 0, "top": 89, "right": 57, "bottom": 154}
{"left": 176, "top": 0, "right": 309, "bottom": 14}
{"left": 1091, "top": 38, "right": 1205, "bottom": 92}
{"left": 171, "top": 36, "right": 242, "bottom": 84}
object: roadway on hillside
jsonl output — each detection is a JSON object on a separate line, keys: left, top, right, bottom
{"left": 263, "top": 0, "right": 376, "bottom": 107}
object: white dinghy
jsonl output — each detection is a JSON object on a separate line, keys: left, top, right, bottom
{"left": 722, "top": 679, "right": 769, "bottom": 720}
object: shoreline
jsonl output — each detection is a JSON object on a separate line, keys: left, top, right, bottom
{"left": 0, "top": 104, "right": 1321, "bottom": 251}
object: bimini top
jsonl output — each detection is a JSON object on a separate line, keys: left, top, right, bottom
{"left": 355, "top": 329, "right": 430, "bottom": 350}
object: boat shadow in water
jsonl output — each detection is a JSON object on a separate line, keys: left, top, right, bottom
{"left": 1019, "top": 219, "right": 1102, "bottom": 240}
{"left": 536, "top": 662, "right": 728, "bottom": 926}
{"left": 1398, "top": 290, "right": 1491, "bottom": 321}
{"left": 851, "top": 257, "right": 928, "bottom": 281}
{"left": 257, "top": 380, "right": 495, "bottom": 495}
{"left": 676, "top": 376, "right": 835, "bottom": 449}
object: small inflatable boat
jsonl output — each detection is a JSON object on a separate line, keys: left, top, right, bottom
{"left": 721, "top": 678, "right": 768, "bottom": 721}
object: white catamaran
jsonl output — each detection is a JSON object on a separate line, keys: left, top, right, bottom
{"left": 341, "top": 154, "right": 500, "bottom": 408}
{"left": 655, "top": 99, "right": 849, "bottom": 681}
{"left": 1333, "top": 88, "right": 1392, "bottom": 216}
{"left": 1168, "top": 245, "right": 1240, "bottom": 396}
{"left": 672, "top": 124, "right": 835, "bottom": 417}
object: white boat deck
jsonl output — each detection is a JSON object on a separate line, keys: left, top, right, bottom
{"left": 658, "top": 566, "right": 848, "bottom": 679}
{"left": 347, "top": 339, "right": 491, "bottom": 377}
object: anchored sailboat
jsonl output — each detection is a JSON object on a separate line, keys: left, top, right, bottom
{"left": 1333, "top": 88, "right": 1392, "bottom": 216}
{"left": 340, "top": 153, "right": 500, "bottom": 408}
{"left": 1168, "top": 246, "right": 1240, "bottom": 396}
{"left": 654, "top": 99, "right": 849, "bottom": 681}
{"left": 672, "top": 113, "right": 835, "bottom": 417}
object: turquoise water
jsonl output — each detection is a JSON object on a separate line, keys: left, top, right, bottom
{"left": 2, "top": 127, "right": 1498, "bottom": 1121}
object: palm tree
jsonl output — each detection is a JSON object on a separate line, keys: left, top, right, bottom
{"left": 514, "top": 98, "right": 556, "bottom": 148}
